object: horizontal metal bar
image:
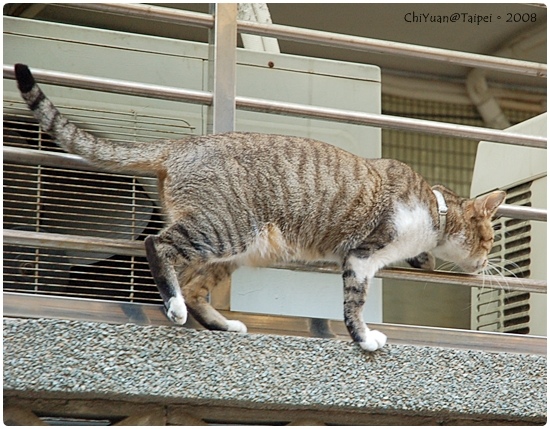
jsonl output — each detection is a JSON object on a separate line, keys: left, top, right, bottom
{"left": 3, "top": 229, "right": 144, "bottom": 257}
{"left": 5, "top": 146, "right": 548, "bottom": 224}
{"left": 4, "top": 65, "right": 546, "bottom": 148}
{"left": 3, "top": 65, "right": 213, "bottom": 105}
{"left": 60, "top": 3, "right": 215, "bottom": 29}
{"left": 236, "top": 96, "right": 547, "bottom": 148}
{"left": 498, "top": 203, "right": 547, "bottom": 222}
{"left": 4, "top": 229, "right": 546, "bottom": 294}
{"left": 3, "top": 292, "right": 546, "bottom": 355}
{"left": 3, "top": 146, "right": 156, "bottom": 176}
{"left": 237, "top": 20, "right": 547, "bottom": 78}
{"left": 275, "top": 262, "right": 547, "bottom": 295}
{"left": 4, "top": 146, "right": 96, "bottom": 172}
{"left": 56, "top": 3, "right": 546, "bottom": 78}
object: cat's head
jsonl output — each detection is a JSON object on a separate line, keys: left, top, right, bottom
{"left": 432, "top": 187, "right": 506, "bottom": 273}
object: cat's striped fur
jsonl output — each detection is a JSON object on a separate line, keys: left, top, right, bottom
{"left": 15, "top": 64, "right": 505, "bottom": 351}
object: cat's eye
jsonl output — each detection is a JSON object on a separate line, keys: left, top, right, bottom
{"left": 481, "top": 238, "right": 494, "bottom": 251}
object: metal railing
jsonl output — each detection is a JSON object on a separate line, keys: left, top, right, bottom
{"left": 63, "top": 3, "right": 547, "bottom": 78}
{"left": 3, "top": 65, "right": 546, "bottom": 149}
{"left": 2, "top": 227, "right": 547, "bottom": 295}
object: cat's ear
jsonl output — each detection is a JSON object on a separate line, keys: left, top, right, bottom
{"left": 473, "top": 190, "right": 506, "bottom": 218}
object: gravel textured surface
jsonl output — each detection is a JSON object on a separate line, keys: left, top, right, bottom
{"left": 4, "top": 318, "right": 546, "bottom": 421}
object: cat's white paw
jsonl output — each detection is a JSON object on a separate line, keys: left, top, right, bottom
{"left": 166, "top": 297, "right": 187, "bottom": 325}
{"left": 359, "top": 329, "right": 387, "bottom": 352}
{"left": 226, "top": 320, "right": 247, "bottom": 333}
{"left": 423, "top": 252, "right": 436, "bottom": 271}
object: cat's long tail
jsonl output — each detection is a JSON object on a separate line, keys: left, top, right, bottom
{"left": 14, "top": 64, "right": 168, "bottom": 174}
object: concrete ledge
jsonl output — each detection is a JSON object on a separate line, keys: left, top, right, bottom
{"left": 3, "top": 318, "right": 547, "bottom": 425}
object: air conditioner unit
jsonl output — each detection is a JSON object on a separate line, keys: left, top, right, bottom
{"left": 470, "top": 113, "right": 546, "bottom": 336}
{"left": 3, "top": 16, "right": 382, "bottom": 322}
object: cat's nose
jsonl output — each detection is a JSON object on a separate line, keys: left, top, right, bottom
{"left": 477, "top": 258, "right": 488, "bottom": 271}
{"left": 465, "top": 258, "right": 488, "bottom": 274}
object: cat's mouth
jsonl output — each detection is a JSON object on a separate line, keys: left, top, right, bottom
{"left": 459, "top": 258, "right": 488, "bottom": 274}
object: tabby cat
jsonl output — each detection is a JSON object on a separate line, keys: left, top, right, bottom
{"left": 15, "top": 64, "right": 505, "bottom": 352}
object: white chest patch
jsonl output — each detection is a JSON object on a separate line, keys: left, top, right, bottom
{"left": 349, "top": 201, "right": 437, "bottom": 283}
{"left": 392, "top": 201, "right": 437, "bottom": 253}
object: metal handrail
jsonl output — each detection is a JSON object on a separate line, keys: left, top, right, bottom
{"left": 62, "top": 3, "right": 547, "bottom": 78}
{"left": 236, "top": 96, "right": 547, "bottom": 148}
{"left": 238, "top": 20, "right": 546, "bottom": 78}
{"left": 497, "top": 203, "right": 547, "bottom": 222}
{"left": 4, "top": 229, "right": 547, "bottom": 294}
{"left": 61, "top": 3, "right": 216, "bottom": 29}
{"left": 4, "top": 146, "right": 547, "bottom": 222}
{"left": 4, "top": 65, "right": 546, "bottom": 148}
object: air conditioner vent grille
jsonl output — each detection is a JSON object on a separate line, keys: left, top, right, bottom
{"left": 4, "top": 244, "right": 159, "bottom": 303}
{"left": 3, "top": 99, "right": 194, "bottom": 303}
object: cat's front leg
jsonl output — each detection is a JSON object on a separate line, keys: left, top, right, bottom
{"left": 342, "top": 255, "right": 387, "bottom": 352}
{"left": 406, "top": 251, "right": 436, "bottom": 270}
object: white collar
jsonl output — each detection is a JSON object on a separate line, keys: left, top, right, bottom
{"left": 432, "top": 189, "right": 448, "bottom": 243}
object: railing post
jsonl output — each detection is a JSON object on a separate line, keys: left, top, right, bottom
{"left": 206, "top": 4, "right": 237, "bottom": 311}
{"left": 207, "top": 3, "right": 237, "bottom": 134}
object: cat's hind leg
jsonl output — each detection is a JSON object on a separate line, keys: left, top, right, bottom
{"left": 180, "top": 262, "right": 247, "bottom": 333}
{"left": 145, "top": 218, "right": 233, "bottom": 326}
{"left": 146, "top": 219, "right": 248, "bottom": 333}
{"left": 145, "top": 235, "right": 188, "bottom": 325}
{"left": 342, "top": 254, "right": 387, "bottom": 352}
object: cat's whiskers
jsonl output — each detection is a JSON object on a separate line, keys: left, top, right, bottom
{"left": 435, "top": 260, "right": 457, "bottom": 272}
{"left": 425, "top": 256, "right": 520, "bottom": 295}
{"left": 479, "top": 258, "right": 520, "bottom": 292}
{"left": 474, "top": 264, "right": 504, "bottom": 294}
{"left": 488, "top": 256, "right": 522, "bottom": 280}
{"left": 490, "top": 257, "right": 522, "bottom": 279}
{"left": 428, "top": 260, "right": 464, "bottom": 292}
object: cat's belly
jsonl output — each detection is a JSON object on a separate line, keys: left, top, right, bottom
{"left": 218, "top": 222, "right": 340, "bottom": 267}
